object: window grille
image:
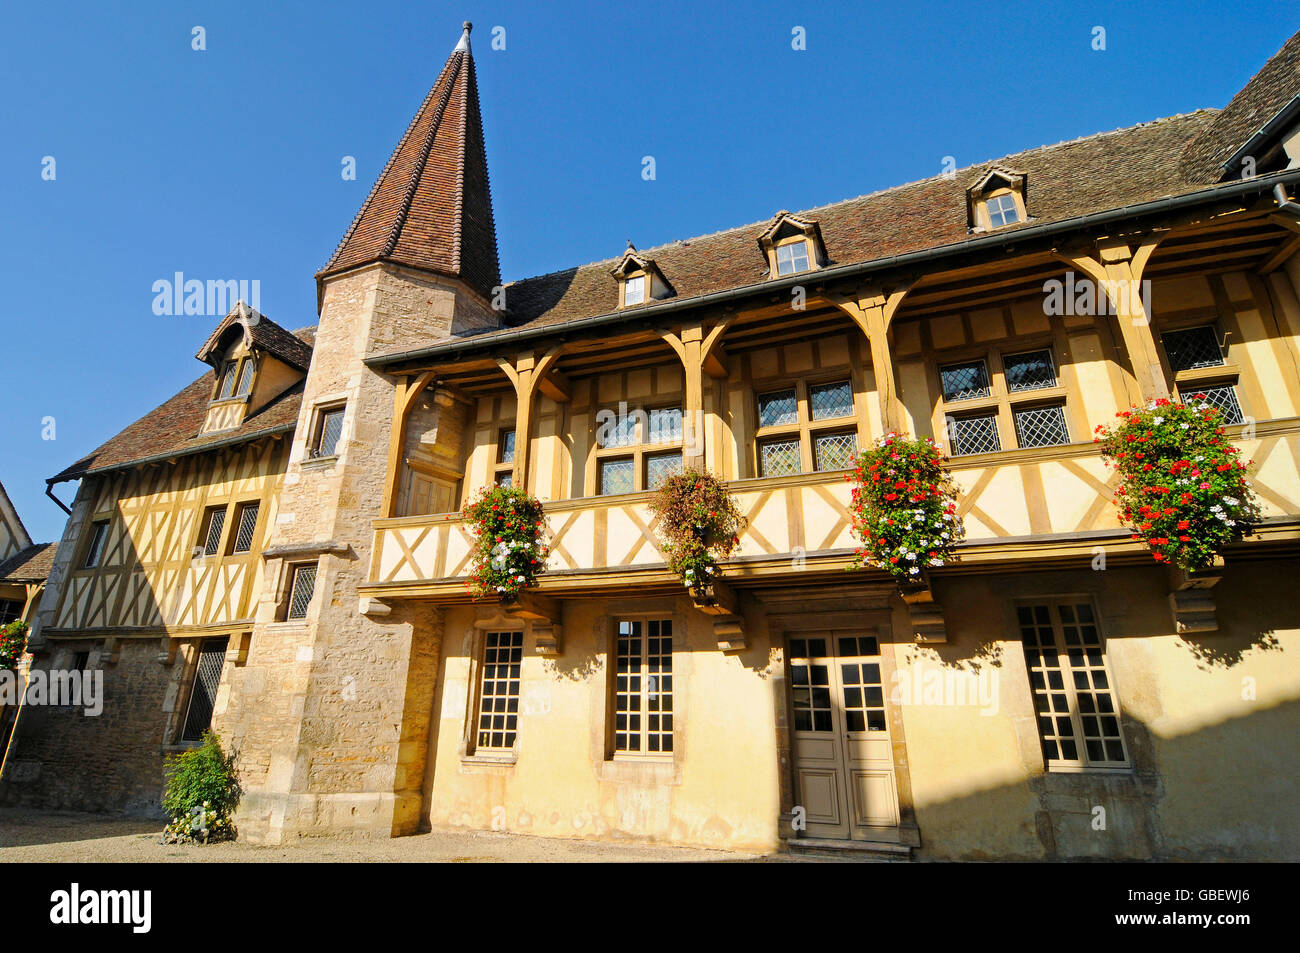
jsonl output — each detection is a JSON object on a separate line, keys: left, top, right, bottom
{"left": 1186, "top": 383, "right": 1244, "bottom": 425}
{"left": 599, "top": 458, "right": 635, "bottom": 495}
{"left": 286, "top": 564, "right": 317, "bottom": 620}
{"left": 813, "top": 431, "right": 858, "bottom": 471}
{"left": 83, "top": 521, "right": 109, "bottom": 568}
{"left": 231, "top": 503, "right": 259, "bottom": 554}
{"left": 1013, "top": 404, "right": 1070, "bottom": 449}
{"left": 645, "top": 451, "right": 683, "bottom": 489}
{"left": 1163, "top": 325, "right": 1224, "bottom": 372}
{"left": 759, "top": 437, "right": 802, "bottom": 477}
{"left": 809, "top": 380, "right": 853, "bottom": 420}
{"left": 757, "top": 388, "right": 798, "bottom": 428}
{"left": 476, "top": 631, "right": 523, "bottom": 750}
{"left": 947, "top": 413, "right": 1001, "bottom": 456}
{"left": 939, "top": 360, "right": 992, "bottom": 401}
{"left": 200, "top": 507, "right": 226, "bottom": 556}
{"left": 180, "top": 639, "right": 228, "bottom": 743}
{"left": 312, "top": 408, "right": 345, "bottom": 458}
{"left": 1004, "top": 349, "right": 1057, "bottom": 392}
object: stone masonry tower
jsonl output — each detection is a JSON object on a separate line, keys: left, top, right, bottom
{"left": 217, "top": 22, "right": 501, "bottom": 842}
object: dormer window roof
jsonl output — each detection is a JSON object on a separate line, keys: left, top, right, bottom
{"left": 967, "top": 166, "right": 1029, "bottom": 233}
{"left": 610, "top": 244, "right": 673, "bottom": 308}
{"left": 757, "top": 211, "right": 827, "bottom": 277}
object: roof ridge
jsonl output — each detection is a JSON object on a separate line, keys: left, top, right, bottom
{"left": 505, "top": 109, "right": 1220, "bottom": 288}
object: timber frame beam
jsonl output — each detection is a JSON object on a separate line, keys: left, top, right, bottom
{"left": 496, "top": 345, "right": 568, "bottom": 487}
{"left": 659, "top": 314, "right": 733, "bottom": 468}
{"left": 1052, "top": 235, "right": 1169, "bottom": 404}
{"left": 827, "top": 283, "right": 915, "bottom": 433}
{"left": 381, "top": 370, "right": 437, "bottom": 518}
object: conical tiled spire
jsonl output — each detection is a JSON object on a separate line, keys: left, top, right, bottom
{"left": 318, "top": 22, "right": 501, "bottom": 302}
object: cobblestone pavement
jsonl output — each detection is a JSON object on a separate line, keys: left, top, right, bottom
{"left": 0, "top": 808, "right": 829, "bottom": 862}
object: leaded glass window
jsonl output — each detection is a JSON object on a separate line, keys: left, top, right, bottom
{"left": 231, "top": 502, "right": 259, "bottom": 554}
{"left": 758, "top": 388, "right": 798, "bottom": 428}
{"left": 947, "top": 413, "right": 1001, "bottom": 456}
{"left": 939, "top": 360, "right": 992, "bottom": 401}
{"left": 1004, "top": 349, "right": 1056, "bottom": 393}
{"left": 759, "top": 437, "right": 802, "bottom": 477}
{"left": 180, "top": 638, "right": 228, "bottom": 743}
{"left": 286, "top": 564, "right": 317, "bottom": 620}
{"left": 646, "top": 451, "right": 683, "bottom": 488}
{"left": 810, "top": 380, "right": 853, "bottom": 420}
{"left": 1013, "top": 404, "right": 1069, "bottom": 449}
{"left": 600, "top": 457, "right": 635, "bottom": 495}
{"left": 813, "top": 431, "right": 858, "bottom": 471}
{"left": 1186, "top": 383, "right": 1244, "bottom": 425}
{"left": 1163, "top": 325, "right": 1224, "bottom": 372}
{"left": 199, "top": 506, "right": 226, "bottom": 557}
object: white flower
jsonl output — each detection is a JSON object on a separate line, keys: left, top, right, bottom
{"left": 1153, "top": 416, "right": 1164, "bottom": 425}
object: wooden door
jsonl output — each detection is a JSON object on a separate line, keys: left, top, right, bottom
{"left": 790, "top": 631, "right": 900, "bottom": 840}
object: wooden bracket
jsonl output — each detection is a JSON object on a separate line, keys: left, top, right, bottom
{"left": 1169, "top": 557, "right": 1224, "bottom": 634}
{"left": 155, "top": 638, "right": 179, "bottom": 666}
{"left": 901, "top": 586, "right": 948, "bottom": 644}
{"left": 359, "top": 596, "right": 392, "bottom": 617}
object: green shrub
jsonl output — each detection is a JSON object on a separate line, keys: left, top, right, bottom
{"left": 161, "top": 731, "right": 241, "bottom": 843}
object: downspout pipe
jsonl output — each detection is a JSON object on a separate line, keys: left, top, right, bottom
{"left": 44, "top": 480, "right": 72, "bottom": 516}
{"left": 1274, "top": 183, "right": 1300, "bottom": 216}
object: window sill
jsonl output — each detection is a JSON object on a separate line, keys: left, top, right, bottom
{"left": 300, "top": 455, "right": 338, "bottom": 471}
{"left": 459, "top": 753, "right": 518, "bottom": 772}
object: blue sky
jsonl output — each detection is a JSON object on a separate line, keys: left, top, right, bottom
{"left": 2, "top": 0, "right": 1296, "bottom": 542}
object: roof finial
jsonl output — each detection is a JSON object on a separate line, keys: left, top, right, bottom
{"left": 627, "top": 238, "right": 636, "bottom": 252}
{"left": 454, "top": 21, "right": 472, "bottom": 53}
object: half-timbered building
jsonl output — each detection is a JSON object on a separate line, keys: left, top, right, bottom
{"left": 3, "top": 23, "right": 1299, "bottom": 859}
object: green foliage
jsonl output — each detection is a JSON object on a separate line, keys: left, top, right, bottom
{"left": 462, "top": 484, "right": 550, "bottom": 599}
{"left": 1095, "top": 397, "right": 1259, "bottom": 571}
{"left": 648, "top": 469, "right": 745, "bottom": 588}
{"left": 847, "top": 433, "right": 964, "bottom": 582}
{"left": 0, "top": 620, "right": 29, "bottom": 670}
{"left": 161, "top": 732, "right": 240, "bottom": 843}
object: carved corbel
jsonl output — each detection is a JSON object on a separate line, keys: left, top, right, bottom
{"left": 528, "top": 620, "right": 562, "bottom": 657}
{"left": 901, "top": 585, "right": 948, "bottom": 644}
{"left": 225, "top": 631, "right": 253, "bottom": 665}
{"left": 712, "top": 616, "right": 746, "bottom": 652}
{"left": 155, "top": 638, "right": 179, "bottom": 666}
{"left": 1169, "top": 556, "right": 1224, "bottom": 634}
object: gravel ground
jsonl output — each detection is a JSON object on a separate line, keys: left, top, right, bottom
{"left": 0, "top": 808, "right": 811, "bottom": 863}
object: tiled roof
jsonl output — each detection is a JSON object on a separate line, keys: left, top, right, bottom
{"left": 488, "top": 110, "right": 1221, "bottom": 336}
{"left": 49, "top": 328, "right": 314, "bottom": 484}
{"left": 195, "top": 303, "right": 314, "bottom": 372}
{"left": 0, "top": 542, "right": 57, "bottom": 584}
{"left": 1181, "top": 29, "right": 1300, "bottom": 182}
{"left": 317, "top": 24, "right": 501, "bottom": 304}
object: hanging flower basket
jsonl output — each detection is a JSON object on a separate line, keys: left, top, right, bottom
{"left": 0, "top": 620, "right": 28, "bottom": 671}
{"left": 1095, "top": 396, "right": 1259, "bottom": 572}
{"left": 462, "top": 485, "right": 550, "bottom": 600}
{"left": 846, "top": 433, "right": 964, "bottom": 584}
{"left": 648, "top": 469, "right": 746, "bottom": 590}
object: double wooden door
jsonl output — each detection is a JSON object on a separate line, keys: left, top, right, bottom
{"left": 789, "top": 630, "right": 900, "bottom": 840}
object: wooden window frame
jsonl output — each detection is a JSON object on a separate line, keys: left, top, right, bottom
{"left": 1016, "top": 596, "right": 1131, "bottom": 773}
{"left": 607, "top": 615, "right": 676, "bottom": 760}
{"left": 933, "top": 340, "right": 1072, "bottom": 457}
{"left": 773, "top": 236, "right": 813, "bottom": 276}
{"left": 82, "top": 519, "right": 110, "bottom": 569}
{"left": 493, "top": 426, "right": 516, "bottom": 487}
{"left": 753, "top": 376, "right": 858, "bottom": 477}
{"left": 593, "top": 403, "right": 684, "bottom": 495}
{"left": 975, "top": 184, "right": 1028, "bottom": 231}
{"left": 620, "top": 272, "right": 647, "bottom": 308}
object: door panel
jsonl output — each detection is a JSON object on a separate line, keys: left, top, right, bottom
{"left": 790, "top": 630, "right": 901, "bottom": 840}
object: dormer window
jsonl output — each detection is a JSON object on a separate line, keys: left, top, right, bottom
{"left": 758, "top": 212, "right": 827, "bottom": 278}
{"left": 624, "top": 274, "right": 646, "bottom": 306}
{"left": 968, "top": 167, "right": 1028, "bottom": 233}
{"left": 611, "top": 245, "right": 673, "bottom": 308}
{"left": 776, "top": 240, "right": 811, "bottom": 276}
